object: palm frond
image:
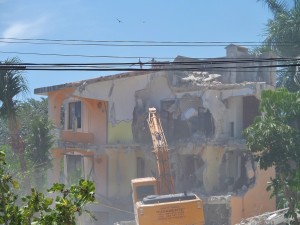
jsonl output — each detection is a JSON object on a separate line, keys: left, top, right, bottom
{"left": 257, "top": 0, "right": 289, "bottom": 14}
{"left": 0, "top": 57, "right": 28, "bottom": 125}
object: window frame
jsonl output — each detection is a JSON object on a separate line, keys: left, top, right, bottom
{"left": 68, "top": 101, "right": 82, "bottom": 130}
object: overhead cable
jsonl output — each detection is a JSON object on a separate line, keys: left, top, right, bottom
{"left": 0, "top": 62, "right": 298, "bottom": 72}
{"left": 1, "top": 50, "right": 299, "bottom": 63}
{"left": 2, "top": 37, "right": 300, "bottom": 44}
{"left": 1, "top": 38, "right": 300, "bottom": 47}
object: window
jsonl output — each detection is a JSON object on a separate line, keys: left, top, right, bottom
{"left": 136, "top": 185, "right": 155, "bottom": 201}
{"left": 137, "top": 157, "right": 145, "bottom": 178}
{"left": 230, "top": 122, "right": 234, "bottom": 137}
{"left": 66, "top": 154, "right": 84, "bottom": 184}
{"left": 68, "top": 101, "right": 81, "bottom": 130}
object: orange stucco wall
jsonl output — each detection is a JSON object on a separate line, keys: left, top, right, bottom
{"left": 49, "top": 148, "right": 64, "bottom": 184}
{"left": 48, "top": 90, "right": 109, "bottom": 197}
{"left": 231, "top": 167, "right": 276, "bottom": 225}
{"left": 79, "top": 98, "right": 107, "bottom": 145}
{"left": 48, "top": 90, "right": 107, "bottom": 146}
{"left": 48, "top": 88, "right": 75, "bottom": 127}
{"left": 61, "top": 130, "right": 94, "bottom": 144}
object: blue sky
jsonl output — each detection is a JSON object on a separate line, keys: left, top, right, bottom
{"left": 0, "top": 0, "right": 272, "bottom": 98}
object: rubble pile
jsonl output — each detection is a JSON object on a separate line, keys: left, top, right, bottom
{"left": 237, "top": 208, "right": 288, "bottom": 225}
{"left": 181, "top": 71, "right": 222, "bottom": 86}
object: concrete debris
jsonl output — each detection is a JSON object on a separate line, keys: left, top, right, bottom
{"left": 203, "top": 74, "right": 222, "bottom": 82}
{"left": 166, "top": 101, "right": 181, "bottom": 119}
{"left": 237, "top": 208, "right": 289, "bottom": 225}
{"left": 181, "top": 71, "right": 222, "bottom": 85}
{"left": 181, "top": 107, "right": 198, "bottom": 120}
{"left": 207, "top": 195, "right": 231, "bottom": 204}
{"left": 114, "top": 220, "right": 136, "bottom": 225}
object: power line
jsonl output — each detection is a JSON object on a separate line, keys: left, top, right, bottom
{"left": 0, "top": 61, "right": 298, "bottom": 72}
{"left": 0, "top": 50, "right": 169, "bottom": 60}
{"left": 0, "top": 38, "right": 299, "bottom": 47}
{"left": 1, "top": 50, "right": 299, "bottom": 62}
{"left": 0, "top": 40, "right": 269, "bottom": 47}
{"left": 0, "top": 37, "right": 264, "bottom": 43}
{"left": 2, "top": 49, "right": 300, "bottom": 72}
{"left": 2, "top": 37, "right": 300, "bottom": 44}
{"left": 1, "top": 57, "right": 299, "bottom": 66}
{"left": 0, "top": 40, "right": 297, "bottom": 47}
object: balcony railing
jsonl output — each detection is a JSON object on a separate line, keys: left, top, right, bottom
{"left": 60, "top": 130, "right": 94, "bottom": 144}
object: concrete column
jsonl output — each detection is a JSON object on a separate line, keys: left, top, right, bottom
{"left": 49, "top": 148, "right": 63, "bottom": 185}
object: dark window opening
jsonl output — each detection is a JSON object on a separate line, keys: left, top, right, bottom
{"left": 176, "top": 155, "right": 205, "bottom": 192}
{"left": 136, "top": 185, "right": 155, "bottom": 201}
{"left": 198, "top": 108, "right": 215, "bottom": 138}
{"left": 160, "top": 102, "right": 215, "bottom": 141}
{"left": 230, "top": 122, "right": 234, "bottom": 137}
{"left": 243, "top": 96, "right": 260, "bottom": 129}
{"left": 137, "top": 157, "right": 145, "bottom": 178}
{"left": 160, "top": 100, "right": 176, "bottom": 141}
{"left": 68, "top": 101, "right": 81, "bottom": 130}
{"left": 219, "top": 152, "right": 255, "bottom": 194}
{"left": 131, "top": 100, "right": 151, "bottom": 144}
{"left": 60, "top": 105, "right": 65, "bottom": 129}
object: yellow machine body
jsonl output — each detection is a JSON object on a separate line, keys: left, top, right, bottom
{"left": 131, "top": 177, "right": 204, "bottom": 225}
{"left": 131, "top": 108, "right": 205, "bottom": 225}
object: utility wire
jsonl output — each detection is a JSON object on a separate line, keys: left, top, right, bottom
{"left": 1, "top": 38, "right": 300, "bottom": 47}
{"left": 1, "top": 50, "right": 300, "bottom": 63}
{"left": 0, "top": 40, "right": 298, "bottom": 47}
{"left": 0, "top": 50, "right": 167, "bottom": 59}
{"left": 0, "top": 51, "right": 300, "bottom": 64}
{"left": 2, "top": 37, "right": 300, "bottom": 44}
{"left": 1, "top": 58, "right": 299, "bottom": 66}
{"left": 2, "top": 50, "right": 299, "bottom": 72}
{"left": 0, "top": 62, "right": 298, "bottom": 72}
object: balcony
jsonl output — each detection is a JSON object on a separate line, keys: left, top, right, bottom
{"left": 52, "top": 129, "right": 98, "bottom": 151}
{"left": 61, "top": 130, "right": 94, "bottom": 144}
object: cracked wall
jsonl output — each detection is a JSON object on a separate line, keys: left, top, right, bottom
{"left": 172, "top": 144, "right": 256, "bottom": 195}
{"left": 67, "top": 62, "right": 274, "bottom": 224}
{"left": 128, "top": 73, "right": 269, "bottom": 195}
{"left": 130, "top": 74, "right": 264, "bottom": 143}
{"left": 128, "top": 72, "right": 275, "bottom": 224}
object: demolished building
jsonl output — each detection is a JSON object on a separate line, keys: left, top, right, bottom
{"left": 35, "top": 44, "right": 276, "bottom": 225}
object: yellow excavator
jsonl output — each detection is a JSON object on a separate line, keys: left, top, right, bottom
{"left": 131, "top": 107, "right": 205, "bottom": 225}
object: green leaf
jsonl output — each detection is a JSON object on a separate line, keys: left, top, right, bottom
{"left": 11, "top": 180, "right": 19, "bottom": 189}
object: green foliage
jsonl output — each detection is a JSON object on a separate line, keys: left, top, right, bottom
{"left": 42, "top": 180, "right": 96, "bottom": 225}
{"left": 22, "top": 100, "right": 54, "bottom": 191}
{"left": 0, "top": 148, "right": 96, "bottom": 225}
{"left": 0, "top": 118, "right": 9, "bottom": 145}
{"left": 26, "top": 115, "right": 53, "bottom": 166}
{"left": 0, "top": 57, "right": 29, "bottom": 190}
{"left": 0, "top": 150, "right": 22, "bottom": 225}
{"left": 0, "top": 98, "right": 54, "bottom": 191}
{"left": 20, "top": 180, "right": 96, "bottom": 225}
{"left": 257, "top": 0, "right": 300, "bottom": 57}
{"left": 257, "top": 0, "right": 300, "bottom": 91}
{"left": 244, "top": 88, "right": 300, "bottom": 224}
{"left": 17, "top": 98, "right": 49, "bottom": 137}
{"left": 0, "top": 57, "right": 28, "bottom": 121}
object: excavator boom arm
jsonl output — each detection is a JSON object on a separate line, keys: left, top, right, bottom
{"left": 147, "top": 107, "right": 175, "bottom": 195}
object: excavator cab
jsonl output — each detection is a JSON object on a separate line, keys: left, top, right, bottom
{"left": 131, "top": 177, "right": 158, "bottom": 204}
